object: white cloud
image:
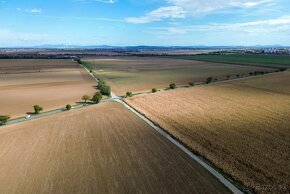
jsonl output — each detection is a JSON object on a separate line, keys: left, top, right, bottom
{"left": 167, "top": 0, "right": 273, "bottom": 13}
{"left": 145, "top": 15, "right": 290, "bottom": 46}
{"left": 95, "top": 0, "right": 118, "bottom": 3}
{"left": 38, "top": 15, "right": 122, "bottom": 22}
{"left": 166, "top": 0, "right": 223, "bottom": 13}
{"left": 26, "top": 8, "right": 42, "bottom": 13}
{"left": 126, "top": 0, "right": 274, "bottom": 23}
{"left": 16, "top": 8, "right": 42, "bottom": 13}
{"left": 151, "top": 15, "right": 290, "bottom": 35}
{"left": 125, "top": 6, "right": 186, "bottom": 24}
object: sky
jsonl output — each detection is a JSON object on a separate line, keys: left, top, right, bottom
{"left": 0, "top": 0, "right": 290, "bottom": 47}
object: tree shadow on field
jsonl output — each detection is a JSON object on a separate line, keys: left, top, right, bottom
{"left": 26, "top": 112, "right": 36, "bottom": 115}
{"left": 93, "top": 85, "right": 99, "bottom": 89}
{"left": 75, "top": 101, "right": 95, "bottom": 105}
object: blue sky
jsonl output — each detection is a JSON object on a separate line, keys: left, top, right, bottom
{"left": 0, "top": 0, "right": 290, "bottom": 46}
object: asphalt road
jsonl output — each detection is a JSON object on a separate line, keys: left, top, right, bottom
{"left": 6, "top": 102, "right": 108, "bottom": 126}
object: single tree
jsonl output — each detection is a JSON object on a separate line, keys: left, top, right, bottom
{"left": 82, "top": 95, "right": 90, "bottom": 103}
{"left": 66, "top": 104, "right": 72, "bottom": 111}
{"left": 169, "top": 83, "right": 176, "bottom": 89}
{"left": 92, "top": 92, "right": 102, "bottom": 104}
{"left": 0, "top": 115, "right": 10, "bottom": 125}
{"left": 206, "top": 77, "right": 213, "bottom": 84}
{"left": 152, "top": 88, "right": 157, "bottom": 93}
{"left": 227, "top": 75, "right": 230, "bottom": 79}
{"left": 33, "top": 105, "right": 43, "bottom": 114}
{"left": 126, "top": 92, "right": 133, "bottom": 97}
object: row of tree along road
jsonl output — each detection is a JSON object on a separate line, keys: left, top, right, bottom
{"left": 82, "top": 79, "right": 111, "bottom": 104}
{"left": 124, "top": 67, "right": 288, "bottom": 98}
{"left": 0, "top": 105, "right": 43, "bottom": 125}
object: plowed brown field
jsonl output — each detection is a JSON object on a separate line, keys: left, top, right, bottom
{"left": 125, "top": 71, "right": 290, "bottom": 194}
{"left": 0, "top": 103, "right": 229, "bottom": 194}
{"left": 0, "top": 59, "right": 96, "bottom": 118}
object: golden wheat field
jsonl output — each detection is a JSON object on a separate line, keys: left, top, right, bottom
{"left": 0, "top": 102, "right": 229, "bottom": 194}
{"left": 125, "top": 71, "right": 290, "bottom": 194}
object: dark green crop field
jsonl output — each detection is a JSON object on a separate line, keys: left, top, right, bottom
{"left": 173, "top": 54, "right": 290, "bottom": 68}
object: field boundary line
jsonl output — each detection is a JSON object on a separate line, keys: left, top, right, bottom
{"left": 118, "top": 100, "right": 243, "bottom": 194}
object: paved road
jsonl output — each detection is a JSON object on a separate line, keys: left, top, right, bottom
{"left": 6, "top": 101, "right": 110, "bottom": 126}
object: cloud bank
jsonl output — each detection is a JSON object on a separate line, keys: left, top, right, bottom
{"left": 126, "top": 0, "right": 273, "bottom": 23}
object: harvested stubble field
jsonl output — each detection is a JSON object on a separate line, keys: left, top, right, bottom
{"left": 83, "top": 57, "right": 272, "bottom": 95}
{"left": 0, "top": 59, "right": 96, "bottom": 118}
{"left": 0, "top": 102, "right": 229, "bottom": 194}
{"left": 125, "top": 71, "right": 290, "bottom": 194}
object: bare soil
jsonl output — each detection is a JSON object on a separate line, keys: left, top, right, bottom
{"left": 0, "top": 103, "right": 229, "bottom": 194}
